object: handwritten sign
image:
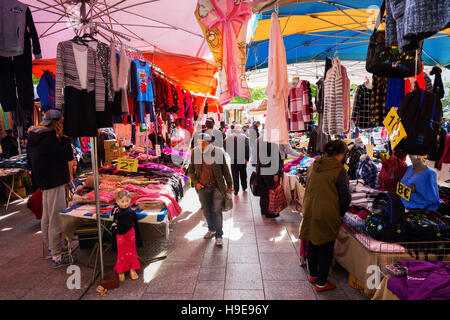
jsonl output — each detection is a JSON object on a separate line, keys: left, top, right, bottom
{"left": 155, "top": 145, "right": 161, "bottom": 157}
{"left": 117, "top": 158, "right": 138, "bottom": 172}
{"left": 383, "top": 108, "right": 407, "bottom": 150}
{"left": 396, "top": 182, "right": 411, "bottom": 201}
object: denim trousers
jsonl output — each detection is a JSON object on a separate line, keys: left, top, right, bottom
{"left": 198, "top": 186, "right": 223, "bottom": 238}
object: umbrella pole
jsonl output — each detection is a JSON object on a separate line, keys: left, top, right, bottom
{"left": 91, "top": 136, "right": 104, "bottom": 280}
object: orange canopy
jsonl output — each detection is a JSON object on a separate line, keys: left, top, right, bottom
{"left": 32, "top": 52, "right": 218, "bottom": 95}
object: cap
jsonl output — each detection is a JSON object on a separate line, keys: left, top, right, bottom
{"left": 205, "top": 117, "right": 215, "bottom": 124}
{"left": 40, "top": 109, "right": 62, "bottom": 126}
{"left": 197, "top": 133, "right": 213, "bottom": 142}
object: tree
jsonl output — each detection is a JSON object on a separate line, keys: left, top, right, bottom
{"left": 230, "top": 87, "right": 267, "bottom": 104}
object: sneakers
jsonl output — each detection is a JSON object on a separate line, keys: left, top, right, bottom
{"left": 315, "top": 281, "right": 336, "bottom": 292}
{"left": 309, "top": 277, "right": 318, "bottom": 284}
{"left": 45, "top": 248, "right": 69, "bottom": 259}
{"left": 203, "top": 231, "right": 216, "bottom": 239}
{"left": 215, "top": 238, "right": 224, "bottom": 246}
{"left": 51, "top": 255, "right": 72, "bottom": 269}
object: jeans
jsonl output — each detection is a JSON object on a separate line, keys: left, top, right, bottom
{"left": 198, "top": 186, "right": 224, "bottom": 238}
{"left": 307, "top": 241, "right": 335, "bottom": 286}
{"left": 231, "top": 164, "right": 247, "bottom": 193}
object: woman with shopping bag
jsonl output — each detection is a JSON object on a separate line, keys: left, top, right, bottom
{"left": 254, "top": 135, "right": 283, "bottom": 218}
{"left": 299, "top": 140, "right": 351, "bottom": 292}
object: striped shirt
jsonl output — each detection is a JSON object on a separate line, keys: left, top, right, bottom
{"left": 56, "top": 41, "right": 105, "bottom": 111}
{"left": 323, "top": 58, "right": 344, "bottom": 135}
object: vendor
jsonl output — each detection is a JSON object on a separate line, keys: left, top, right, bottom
{"left": 299, "top": 140, "right": 351, "bottom": 293}
{"left": 1, "top": 129, "right": 19, "bottom": 159}
{"left": 27, "top": 109, "right": 74, "bottom": 268}
{"left": 148, "top": 130, "right": 166, "bottom": 151}
{"left": 279, "top": 143, "right": 303, "bottom": 160}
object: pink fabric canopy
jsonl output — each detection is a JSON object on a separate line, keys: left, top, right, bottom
{"left": 23, "top": 0, "right": 212, "bottom": 60}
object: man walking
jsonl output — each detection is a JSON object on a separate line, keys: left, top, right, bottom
{"left": 27, "top": 109, "right": 74, "bottom": 268}
{"left": 188, "top": 133, "right": 233, "bottom": 246}
{"left": 249, "top": 121, "right": 261, "bottom": 165}
{"left": 224, "top": 125, "right": 250, "bottom": 195}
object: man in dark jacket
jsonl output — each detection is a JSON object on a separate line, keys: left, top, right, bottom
{"left": 1, "top": 129, "right": 19, "bottom": 159}
{"left": 27, "top": 109, "right": 74, "bottom": 268}
{"left": 224, "top": 125, "right": 250, "bottom": 195}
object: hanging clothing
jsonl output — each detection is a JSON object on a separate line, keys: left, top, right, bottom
{"left": 195, "top": 0, "right": 252, "bottom": 105}
{"left": 110, "top": 44, "right": 129, "bottom": 92}
{"left": 341, "top": 65, "right": 351, "bottom": 134}
{"left": 36, "top": 70, "right": 56, "bottom": 112}
{"left": 0, "top": 4, "right": 40, "bottom": 113}
{"left": 352, "top": 84, "right": 372, "bottom": 129}
{"left": 132, "top": 59, "right": 154, "bottom": 102}
{"left": 370, "top": 75, "right": 388, "bottom": 127}
{"left": 430, "top": 66, "right": 445, "bottom": 99}
{"left": 55, "top": 41, "right": 105, "bottom": 111}
{"left": 323, "top": 58, "right": 344, "bottom": 135}
{"left": 289, "top": 80, "right": 310, "bottom": 132}
{"left": 63, "top": 86, "right": 97, "bottom": 138}
{"left": 405, "top": 64, "right": 425, "bottom": 94}
{"left": 424, "top": 73, "right": 433, "bottom": 93}
{"left": 385, "top": 0, "right": 450, "bottom": 52}
{"left": 385, "top": 78, "right": 405, "bottom": 109}
{"left": 264, "top": 12, "right": 290, "bottom": 145}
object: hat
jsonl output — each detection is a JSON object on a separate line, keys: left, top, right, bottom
{"left": 205, "top": 117, "right": 215, "bottom": 123}
{"left": 40, "top": 109, "right": 62, "bottom": 126}
{"left": 197, "top": 133, "right": 213, "bottom": 142}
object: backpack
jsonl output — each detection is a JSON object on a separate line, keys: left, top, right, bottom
{"left": 364, "top": 192, "right": 406, "bottom": 242}
{"left": 397, "top": 90, "right": 443, "bottom": 155}
{"left": 378, "top": 155, "right": 407, "bottom": 194}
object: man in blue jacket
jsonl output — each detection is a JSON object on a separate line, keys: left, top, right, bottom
{"left": 27, "top": 110, "right": 74, "bottom": 268}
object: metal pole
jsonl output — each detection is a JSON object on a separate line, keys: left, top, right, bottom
{"left": 91, "top": 136, "right": 104, "bottom": 280}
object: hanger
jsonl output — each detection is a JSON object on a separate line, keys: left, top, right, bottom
{"left": 81, "top": 31, "right": 98, "bottom": 42}
{"left": 71, "top": 35, "right": 89, "bottom": 47}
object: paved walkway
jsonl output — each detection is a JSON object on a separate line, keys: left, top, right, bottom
{"left": 0, "top": 188, "right": 367, "bottom": 300}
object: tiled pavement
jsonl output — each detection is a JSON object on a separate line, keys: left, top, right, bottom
{"left": 0, "top": 188, "right": 368, "bottom": 300}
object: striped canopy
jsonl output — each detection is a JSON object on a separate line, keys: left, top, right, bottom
{"left": 246, "top": 0, "right": 450, "bottom": 71}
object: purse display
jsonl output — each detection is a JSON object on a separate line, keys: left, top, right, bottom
{"left": 365, "top": 0, "right": 423, "bottom": 78}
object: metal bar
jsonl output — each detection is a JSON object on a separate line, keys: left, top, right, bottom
{"left": 91, "top": 0, "right": 159, "bottom": 20}
{"left": 91, "top": 137, "right": 104, "bottom": 280}
{"left": 330, "top": 4, "right": 370, "bottom": 30}
{"left": 309, "top": 14, "right": 372, "bottom": 36}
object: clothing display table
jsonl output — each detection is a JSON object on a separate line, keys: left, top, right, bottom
{"left": 60, "top": 204, "right": 170, "bottom": 241}
{"left": 282, "top": 172, "right": 305, "bottom": 206}
{"left": 0, "top": 168, "right": 26, "bottom": 211}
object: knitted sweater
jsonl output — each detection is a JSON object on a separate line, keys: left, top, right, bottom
{"left": 323, "top": 58, "right": 344, "bottom": 135}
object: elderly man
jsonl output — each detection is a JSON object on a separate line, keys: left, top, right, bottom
{"left": 224, "top": 125, "right": 250, "bottom": 195}
{"left": 188, "top": 133, "right": 233, "bottom": 246}
{"left": 27, "top": 109, "right": 74, "bottom": 268}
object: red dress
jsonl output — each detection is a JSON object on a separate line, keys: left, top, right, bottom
{"left": 114, "top": 227, "right": 140, "bottom": 274}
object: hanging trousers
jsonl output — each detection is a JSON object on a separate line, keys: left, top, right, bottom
{"left": 307, "top": 241, "right": 335, "bottom": 286}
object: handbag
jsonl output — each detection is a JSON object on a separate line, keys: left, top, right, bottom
{"left": 223, "top": 192, "right": 233, "bottom": 212}
{"left": 268, "top": 182, "right": 288, "bottom": 215}
{"left": 366, "top": 0, "right": 423, "bottom": 78}
{"left": 250, "top": 164, "right": 263, "bottom": 196}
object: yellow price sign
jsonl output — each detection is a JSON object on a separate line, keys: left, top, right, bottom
{"left": 383, "top": 107, "right": 407, "bottom": 150}
{"left": 117, "top": 158, "right": 139, "bottom": 172}
{"left": 344, "top": 164, "right": 349, "bottom": 172}
{"left": 396, "top": 182, "right": 411, "bottom": 201}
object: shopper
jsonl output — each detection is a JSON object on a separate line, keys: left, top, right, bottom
{"left": 255, "top": 135, "right": 282, "bottom": 218}
{"left": 27, "top": 109, "right": 74, "bottom": 268}
{"left": 224, "top": 125, "right": 250, "bottom": 195}
{"left": 1, "top": 129, "right": 19, "bottom": 159}
{"left": 249, "top": 121, "right": 261, "bottom": 164}
{"left": 299, "top": 140, "right": 351, "bottom": 292}
{"left": 204, "top": 117, "right": 224, "bottom": 148}
{"left": 188, "top": 133, "right": 233, "bottom": 246}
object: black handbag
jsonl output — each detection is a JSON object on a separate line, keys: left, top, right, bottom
{"left": 365, "top": 0, "right": 423, "bottom": 78}
{"left": 250, "top": 165, "right": 262, "bottom": 197}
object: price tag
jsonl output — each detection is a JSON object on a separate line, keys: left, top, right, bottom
{"left": 344, "top": 164, "right": 349, "bottom": 172}
{"left": 155, "top": 144, "right": 161, "bottom": 157}
{"left": 380, "top": 152, "right": 390, "bottom": 161}
{"left": 383, "top": 108, "right": 407, "bottom": 150}
{"left": 117, "top": 158, "right": 139, "bottom": 172}
{"left": 396, "top": 182, "right": 411, "bottom": 201}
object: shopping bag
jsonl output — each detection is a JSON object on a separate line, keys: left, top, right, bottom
{"left": 223, "top": 192, "right": 233, "bottom": 212}
{"left": 268, "top": 183, "right": 288, "bottom": 215}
